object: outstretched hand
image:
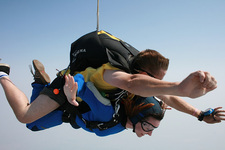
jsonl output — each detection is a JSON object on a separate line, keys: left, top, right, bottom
{"left": 63, "top": 74, "right": 79, "bottom": 106}
{"left": 178, "top": 71, "right": 217, "bottom": 98}
{"left": 204, "top": 107, "right": 225, "bottom": 124}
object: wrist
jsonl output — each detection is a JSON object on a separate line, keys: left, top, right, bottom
{"left": 192, "top": 109, "right": 201, "bottom": 118}
{"left": 197, "top": 108, "right": 214, "bottom": 121}
{"left": 171, "top": 82, "right": 181, "bottom": 96}
{"left": 198, "top": 111, "right": 205, "bottom": 121}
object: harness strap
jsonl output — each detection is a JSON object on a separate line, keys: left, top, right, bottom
{"left": 60, "top": 76, "right": 128, "bottom": 131}
{"left": 85, "top": 113, "right": 121, "bottom": 131}
{"left": 61, "top": 91, "right": 128, "bottom": 131}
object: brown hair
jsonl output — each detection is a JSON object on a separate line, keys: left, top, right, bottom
{"left": 122, "top": 94, "right": 154, "bottom": 118}
{"left": 132, "top": 49, "right": 169, "bottom": 75}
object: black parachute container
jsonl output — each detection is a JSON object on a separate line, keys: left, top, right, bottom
{"left": 69, "top": 30, "right": 139, "bottom": 74}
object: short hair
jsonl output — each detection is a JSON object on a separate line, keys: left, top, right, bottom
{"left": 132, "top": 49, "right": 169, "bottom": 75}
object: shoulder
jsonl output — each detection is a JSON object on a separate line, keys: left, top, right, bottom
{"left": 103, "top": 69, "right": 133, "bottom": 90}
{"left": 101, "top": 63, "right": 121, "bottom": 71}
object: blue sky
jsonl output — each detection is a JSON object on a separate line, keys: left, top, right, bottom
{"left": 0, "top": 0, "right": 225, "bottom": 150}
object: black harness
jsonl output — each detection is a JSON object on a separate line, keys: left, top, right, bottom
{"left": 60, "top": 91, "right": 128, "bottom": 131}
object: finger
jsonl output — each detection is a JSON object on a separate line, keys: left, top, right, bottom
{"left": 64, "top": 75, "right": 69, "bottom": 85}
{"left": 219, "top": 117, "right": 225, "bottom": 121}
{"left": 68, "top": 75, "right": 75, "bottom": 88}
{"left": 217, "top": 114, "right": 225, "bottom": 118}
{"left": 205, "top": 85, "right": 217, "bottom": 93}
{"left": 214, "top": 107, "right": 223, "bottom": 111}
{"left": 215, "top": 111, "right": 225, "bottom": 116}
{"left": 213, "top": 107, "right": 225, "bottom": 115}
{"left": 64, "top": 76, "right": 72, "bottom": 91}
{"left": 70, "top": 100, "right": 79, "bottom": 106}
{"left": 202, "top": 71, "right": 209, "bottom": 85}
{"left": 212, "top": 107, "right": 222, "bottom": 117}
{"left": 205, "top": 80, "right": 217, "bottom": 90}
{"left": 67, "top": 74, "right": 72, "bottom": 82}
{"left": 202, "top": 72, "right": 215, "bottom": 88}
{"left": 203, "top": 72, "right": 217, "bottom": 89}
{"left": 71, "top": 81, "right": 78, "bottom": 94}
{"left": 196, "top": 71, "right": 205, "bottom": 83}
{"left": 203, "top": 72, "right": 211, "bottom": 86}
{"left": 213, "top": 107, "right": 225, "bottom": 121}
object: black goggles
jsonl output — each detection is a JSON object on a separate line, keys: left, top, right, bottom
{"left": 141, "top": 120, "right": 158, "bottom": 132}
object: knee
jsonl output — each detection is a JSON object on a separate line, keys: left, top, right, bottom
{"left": 16, "top": 115, "right": 33, "bottom": 124}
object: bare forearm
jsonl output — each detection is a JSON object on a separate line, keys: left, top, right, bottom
{"left": 105, "top": 70, "right": 181, "bottom": 97}
{"left": 158, "top": 95, "right": 225, "bottom": 124}
{"left": 159, "top": 95, "right": 201, "bottom": 118}
{"left": 126, "top": 74, "right": 181, "bottom": 97}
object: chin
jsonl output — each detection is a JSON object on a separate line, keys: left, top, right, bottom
{"left": 136, "top": 133, "right": 144, "bottom": 138}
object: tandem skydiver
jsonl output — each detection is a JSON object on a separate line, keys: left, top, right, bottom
{"left": 1, "top": 60, "right": 165, "bottom": 137}
{"left": 1, "top": 56, "right": 225, "bottom": 137}
{"left": 1, "top": 31, "right": 225, "bottom": 137}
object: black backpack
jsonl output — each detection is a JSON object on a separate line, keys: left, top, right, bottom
{"left": 62, "top": 30, "right": 140, "bottom": 131}
{"left": 69, "top": 30, "right": 139, "bottom": 74}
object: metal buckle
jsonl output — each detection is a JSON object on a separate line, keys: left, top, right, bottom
{"left": 97, "top": 123, "right": 107, "bottom": 130}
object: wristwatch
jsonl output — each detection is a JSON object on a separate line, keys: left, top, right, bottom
{"left": 198, "top": 108, "right": 214, "bottom": 121}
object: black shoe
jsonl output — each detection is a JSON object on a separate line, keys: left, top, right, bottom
{"left": 30, "top": 60, "right": 51, "bottom": 84}
{"left": 0, "top": 63, "right": 10, "bottom": 75}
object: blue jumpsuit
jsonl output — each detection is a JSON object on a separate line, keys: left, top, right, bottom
{"left": 26, "top": 74, "right": 125, "bottom": 137}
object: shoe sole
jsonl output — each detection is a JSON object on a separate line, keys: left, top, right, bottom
{"left": 33, "top": 60, "right": 51, "bottom": 84}
{"left": 0, "top": 63, "right": 10, "bottom": 75}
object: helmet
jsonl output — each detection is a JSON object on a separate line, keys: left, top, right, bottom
{"left": 129, "top": 96, "right": 165, "bottom": 131}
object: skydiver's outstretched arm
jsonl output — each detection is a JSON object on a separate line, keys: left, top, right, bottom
{"left": 103, "top": 70, "right": 217, "bottom": 98}
{"left": 158, "top": 95, "right": 225, "bottom": 124}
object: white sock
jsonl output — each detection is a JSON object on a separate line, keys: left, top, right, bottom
{"left": 0, "top": 72, "right": 8, "bottom": 78}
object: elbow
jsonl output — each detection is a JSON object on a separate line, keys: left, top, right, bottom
{"left": 126, "top": 78, "right": 135, "bottom": 93}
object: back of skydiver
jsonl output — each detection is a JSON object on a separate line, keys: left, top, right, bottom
{"left": 26, "top": 60, "right": 164, "bottom": 137}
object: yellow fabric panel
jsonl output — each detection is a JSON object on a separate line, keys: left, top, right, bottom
{"left": 76, "top": 63, "right": 121, "bottom": 102}
{"left": 98, "top": 30, "right": 121, "bottom": 41}
{"left": 79, "top": 63, "right": 121, "bottom": 92}
{"left": 58, "top": 63, "right": 120, "bottom": 92}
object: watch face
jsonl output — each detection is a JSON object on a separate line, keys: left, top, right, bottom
{"left": 204, "top": 108, "right": 214, "bottom": 116}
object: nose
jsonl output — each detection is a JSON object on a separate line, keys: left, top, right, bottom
{"left": 147, "top": 131, "right": 153, "bottom": 136}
